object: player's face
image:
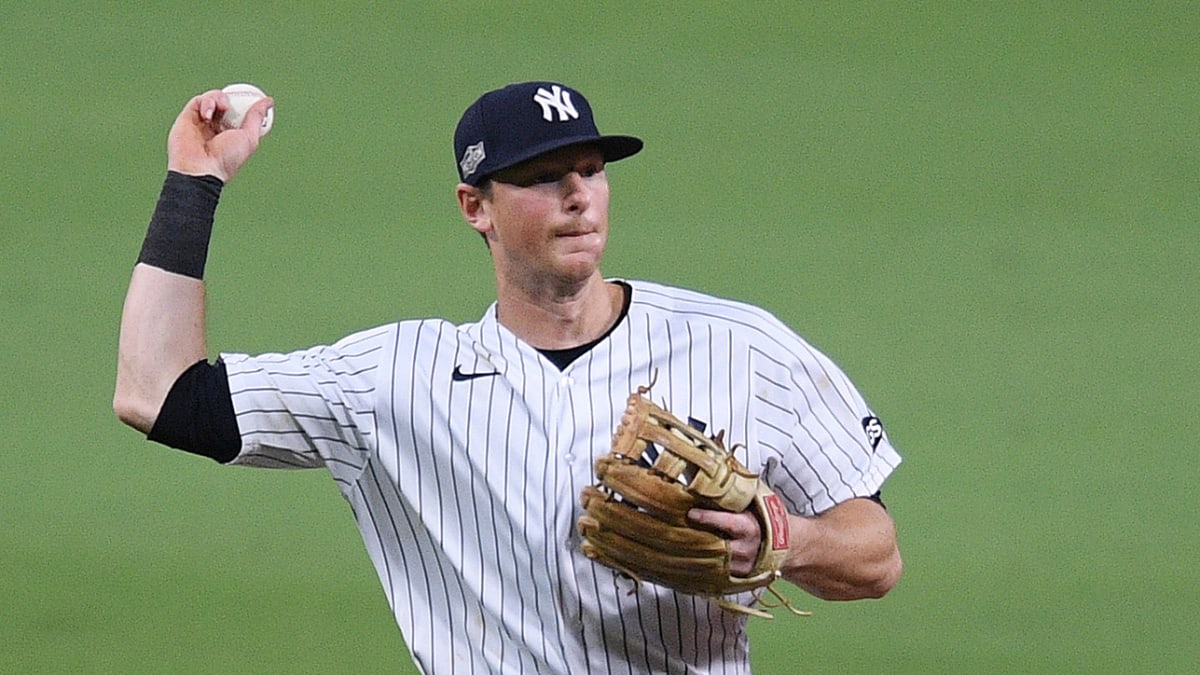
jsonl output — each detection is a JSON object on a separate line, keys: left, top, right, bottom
{"left": 476, "top": 145, "right": 610, "bottom": 290}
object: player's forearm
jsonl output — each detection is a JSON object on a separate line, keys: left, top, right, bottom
{"left": 782, "top": 497, "right": 902, "bottom": 601}
{"left": 114, "top": 167, "right": 228, "bottom": 433}
{"left": 114, "top": 265, "right": 208, "bottom": 433}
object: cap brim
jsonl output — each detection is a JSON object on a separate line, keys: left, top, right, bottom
{"left": 470, "top": 134, "right": 643, "bottom": 185}
{"left": 596, "top": 135, "right": 644, "bottom": 163}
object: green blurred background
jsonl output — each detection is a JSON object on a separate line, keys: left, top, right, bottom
{"left": 3, "top": 2, "right": 1196, "bottom": 672}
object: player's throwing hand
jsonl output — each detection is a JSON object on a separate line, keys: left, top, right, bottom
{"left": 167, "top": 88, "right": 274, "bottom": 183}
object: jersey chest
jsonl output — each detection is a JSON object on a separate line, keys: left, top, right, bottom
{"left": 369, "top": 317, "right": 757, "bottom": 538}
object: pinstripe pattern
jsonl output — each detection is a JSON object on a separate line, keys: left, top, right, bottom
{"left": 221, "top": 280, "right": 900, "bottom": 674}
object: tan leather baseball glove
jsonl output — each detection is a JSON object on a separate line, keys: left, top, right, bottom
{"left": 577, "top": 385, "right": 809, "bottom": 618}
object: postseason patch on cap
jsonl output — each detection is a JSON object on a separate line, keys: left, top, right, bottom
{"left": 460, "top": 142, "right": 485, "bottom": 178}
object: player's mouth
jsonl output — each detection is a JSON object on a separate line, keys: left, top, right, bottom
{"left": 554, "top": 221, "right": 600, "bottom": 238}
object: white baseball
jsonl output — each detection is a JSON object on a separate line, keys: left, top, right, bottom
{"left": 220, "top": 83, "right": 274, "bottom": 136}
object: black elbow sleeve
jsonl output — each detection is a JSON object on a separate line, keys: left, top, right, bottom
{"left": 147, "top": 359, "right": 241, "bottom": 463}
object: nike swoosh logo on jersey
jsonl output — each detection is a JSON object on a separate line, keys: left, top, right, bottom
{"left": 452, "top": 365, "right": 500, "bottom": 382}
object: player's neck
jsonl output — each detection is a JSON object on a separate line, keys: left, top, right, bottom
{"left": 495, "top": 275, "right": 623, "bottom": 350}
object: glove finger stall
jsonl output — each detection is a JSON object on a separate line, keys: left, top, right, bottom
{"left": 580, "top": 487, "right": 729, "bottom": 556}
{"left": 593, "top": 459, "right": 693, "bottom": 523}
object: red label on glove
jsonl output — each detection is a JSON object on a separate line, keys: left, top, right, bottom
{"left": 763, "top": 494, "right": 790, "bottom": 550}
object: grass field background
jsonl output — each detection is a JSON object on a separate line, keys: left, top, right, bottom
{"left": 3, "top": 2, "right": 1197, "bottom": 672}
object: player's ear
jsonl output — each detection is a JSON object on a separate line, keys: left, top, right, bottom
{"left": 456, "top": 183, "right": 492, "bottom": 236}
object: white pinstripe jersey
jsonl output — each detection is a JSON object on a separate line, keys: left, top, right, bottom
{"left": 221, "top": 279, "right": 901, "bottom": 675}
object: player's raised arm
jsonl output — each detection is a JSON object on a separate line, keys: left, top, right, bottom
{"left": 113, "top": 88, "right": 274, "bottom": 433}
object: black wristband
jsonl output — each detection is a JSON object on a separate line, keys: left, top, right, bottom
{"left": 136, "top": 171, "right": 224, "bottom": 279}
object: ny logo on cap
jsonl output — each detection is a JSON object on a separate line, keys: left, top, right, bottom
{"left": 533, "top": 85, "right": 579, "bottom": 122}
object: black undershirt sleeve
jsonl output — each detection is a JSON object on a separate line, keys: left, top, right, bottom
{"left": 868, "top": 491, "right": 886, "bottom": 509}
{"left": 147, "top": 359, "right": 242, "bottom": 463}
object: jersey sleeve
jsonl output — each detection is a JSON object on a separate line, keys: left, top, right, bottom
{"left": 219, "top": 325, "right": 392, "bottom": 483}
{"left": 748, "top": 333, "right": 902, "bottom": 517}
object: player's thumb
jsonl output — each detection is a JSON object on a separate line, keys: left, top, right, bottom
{"left": 211, "top": 96, "right": 274, "bottom": 182}
{"left": 241, "top": 96, "right": 275, "bottom": 137}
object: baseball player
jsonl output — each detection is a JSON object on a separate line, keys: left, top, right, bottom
{"left": 115, "top": 81, "right": 902, "bottom": 674}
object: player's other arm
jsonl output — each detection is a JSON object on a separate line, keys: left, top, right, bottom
{"left": 113, "top": 89, "right": 273, "bottom": 433}
{"left": 781, "top": 497, "right": 902, "bottom": 600}
{"left": 690, "top": 496, "right": 901, "bottom": 601}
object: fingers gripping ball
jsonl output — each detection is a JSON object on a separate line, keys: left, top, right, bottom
{"left": 220, "top": 83, "right": 274, "bottom": 136}
{"left": 577, "top": 386, "right": 810, "bottom": 619}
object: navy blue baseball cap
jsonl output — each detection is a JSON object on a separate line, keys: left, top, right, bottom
{"left": 454, "top": 81, "right": 643, "bottom": 186}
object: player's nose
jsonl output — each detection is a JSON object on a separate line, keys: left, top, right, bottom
{"left": 561, "top": 171, "right": 591, "bottom": 212}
